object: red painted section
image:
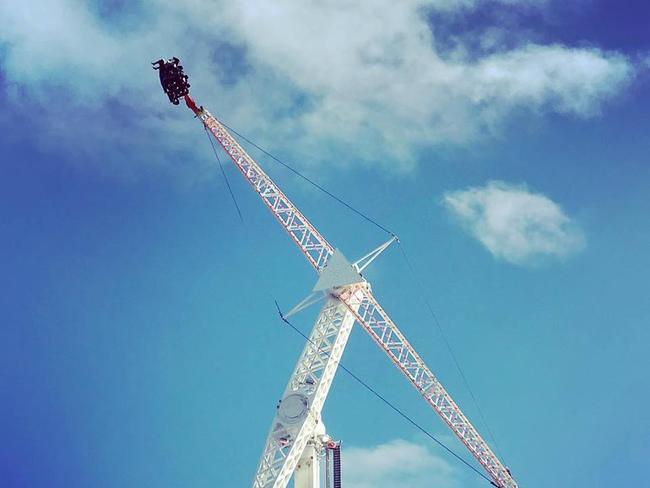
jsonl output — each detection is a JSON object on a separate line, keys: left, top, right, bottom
{"left": 184, "top": 95, "right": 201, "bottom": 115}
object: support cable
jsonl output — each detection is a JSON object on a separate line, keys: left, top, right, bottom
{"left": 273, "top": 300, "right": 494, "bottom": 486}
{"left": 220, "top": 121, "right": 395, "bottom": 236}
{"left": 397, "top": 242, "right": 505, "bottom": 463}
{"left": 204, "top": 125, "right": 244, "bottom": 223}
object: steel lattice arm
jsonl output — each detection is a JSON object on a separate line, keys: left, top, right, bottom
{"left": 185, "top": 97, "right": 334, "bottom": 271}
{"left": 172, "top": 89, "right": 518, "bottom": 488}
{"left": 252, "top": 292, "right": 363, "bottom": 488}
{"left": 338, "top": 283, "right": 518, "bottom": 488}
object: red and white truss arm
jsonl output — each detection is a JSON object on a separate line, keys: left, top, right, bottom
{"left": 338, "top": 283, "right": 517, "bottom": 488}
{"left": 182, "top": 95, "right": 518, "bottom": 488}
{"left": 186, "top": 97, "right": 333, "bottom": 271}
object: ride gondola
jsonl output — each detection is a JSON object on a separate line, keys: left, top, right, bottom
{"left": 152, "top": 57, "right": 190, "bottom": 105}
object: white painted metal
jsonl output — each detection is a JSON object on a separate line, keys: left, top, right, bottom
{"left": 190, "top": 102, "right": 518, "bottom": 488}
{"left": 324, "top": 448, "right": 331, "bottom": 488}
{"left": 295, "top": 424, "right": 331, "bottom": 488}
{"left": 353, "top": 235, "right": 398, "bottom": 273}
{"left": 293, "top": 441, "right": 320, "bottom": 488}
{"left": 252, "top": 291, "right": 363, "bottom": 488}
{"left": 294, "top": 440, "right": 319, "bottom": 488}
{"left": 283, "top": 292, "right": 325, "bottom": 320}
{"left": 312, "top": 250, "right": 363, "bottom": 292}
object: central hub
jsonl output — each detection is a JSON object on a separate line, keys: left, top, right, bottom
{"left": 278, "top": 393, "right": 309, "bottom": 424}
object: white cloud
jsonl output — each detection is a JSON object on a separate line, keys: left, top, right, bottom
{"left": 428, "top": 0, "right": 548, "bottom": 12}
{"left": 217, "top": 1, "right": 632, "bottom": 164}
{"left": 0, "top": 0, "right": 635, "bottom": 176}
{"left": 643, "top": 54, "right": 650, "bottom": 69}
{"left": 467, "top": 44, "right": 631, "bottom": 117}
{"left": 344, "top": 439, "right": 458, "bottom": 488}
{"left": 443, "top": 181, "right": 585, "bottom": 265}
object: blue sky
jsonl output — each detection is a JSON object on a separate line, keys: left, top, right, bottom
{"left": 1, "top": 1, "right": 649, "bottom": 487}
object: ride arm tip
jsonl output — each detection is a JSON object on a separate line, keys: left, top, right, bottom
{"left": 184, "top": 95, "right": 201, "bottom": 115}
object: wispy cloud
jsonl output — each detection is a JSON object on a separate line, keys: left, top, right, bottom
{"left": 443, "top": 181, "right": 585, "bottom": 265}
{"left": 427, "top": 0, "right": 548, "bottom": 12}
{"left": 344, "top": 438, "right": 458, "bottom": 488}
{"left": 0, "top": 1, "right": 636, "bottom": 176}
